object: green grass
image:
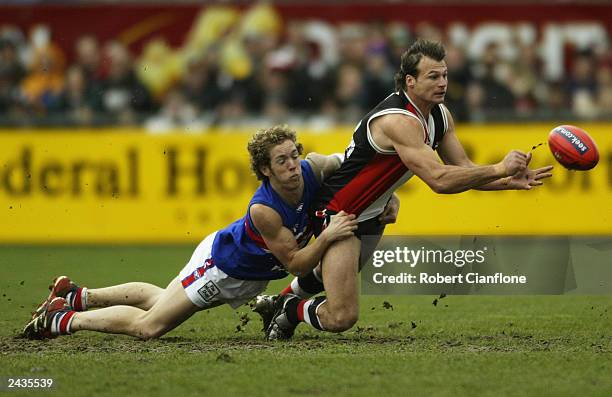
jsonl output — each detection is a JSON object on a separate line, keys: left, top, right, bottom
{"left": 0, "top": 246, "right": 611, "bottom": 397}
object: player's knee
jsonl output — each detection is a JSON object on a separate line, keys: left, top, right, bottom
{"left": 137, "top": 324, "right": 167, "bottom": 340}
{"left": 142, "top": 295, "right": 161, "bottom": 311}
{"left": 327, "top": 308, "right": 359, "bottom": 332}
{"left": 134, "top": 317, "right": 168, "bottom": 340}
{"left": 140, "top": 328, "right": 165, "bottom": 340}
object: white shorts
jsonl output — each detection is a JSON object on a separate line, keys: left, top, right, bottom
{"left": 179, "top": 232, "right": 269, "bottom": 309}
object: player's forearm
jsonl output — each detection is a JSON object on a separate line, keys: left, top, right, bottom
{"left": 285, "top": 234, "right": 332, "bottom": 277}
{"left": 306, "top": 152, "right": 343, "bottom": 183}
{"left": 431, "top": 163, "right": 506, "bottom": 194}
{"left": 474, "top": 177, "right": 513, "bottom": 191}
{"left": 449, "top": 161, "right": 513, "bottom": 191}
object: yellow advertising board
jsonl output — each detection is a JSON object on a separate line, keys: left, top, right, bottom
{"left": 0, "top": 123, "right": 610, "bottom": 243}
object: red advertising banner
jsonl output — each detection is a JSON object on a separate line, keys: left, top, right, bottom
{"left": 1, "top": 3, "right": 611, "bottom": 60}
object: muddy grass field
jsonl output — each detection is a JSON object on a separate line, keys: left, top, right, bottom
{"left": 1, "top": 246, "right": 611, "bottom": 396}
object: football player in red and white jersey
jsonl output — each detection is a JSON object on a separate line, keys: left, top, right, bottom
{"left": 263, "top": 39, "right": 553, "bottom": 339}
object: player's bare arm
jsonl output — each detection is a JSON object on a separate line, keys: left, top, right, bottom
{"left": 370, "top": 114, "right": 528, "bottom": 194}
{"left": 436, "top": 108, "right": 553, "bottom": 190}
{"left": 305, "top": 152, "right": 343, "bottom": 184}
{"left": 250, "top": 204, "right": 357, "bottom": 277}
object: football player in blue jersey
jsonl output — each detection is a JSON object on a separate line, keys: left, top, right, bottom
{"left": 23, "top": 125, "right": 364, "bottom": 340}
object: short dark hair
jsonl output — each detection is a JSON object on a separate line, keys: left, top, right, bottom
{"left": 247, "top": 125, "right": 304, "bottom": 181}
{"left": 394, "top": 39, "right": 446, "bottom": 91}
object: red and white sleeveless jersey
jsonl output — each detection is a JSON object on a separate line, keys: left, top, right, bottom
{"left": 315, "top": 91, "right": 449, "bottom": 222}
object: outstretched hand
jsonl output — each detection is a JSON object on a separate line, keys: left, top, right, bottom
{"left": 507, "top": 152, "right": 553, "bottom": 190}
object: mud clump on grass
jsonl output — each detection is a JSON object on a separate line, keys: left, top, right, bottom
{"left": 216, "top": 352, "right": 234, "bottom": 363}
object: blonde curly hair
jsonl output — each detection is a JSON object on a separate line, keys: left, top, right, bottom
{"left": 247, "top": 125, "right": 304, "bottom": 181}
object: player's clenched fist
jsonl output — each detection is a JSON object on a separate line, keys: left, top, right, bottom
{"left": 500, "top": 150, "right": 528, "bottom": 176}
{"left": 323, "top": 211, "right": 358, "bottom": 241}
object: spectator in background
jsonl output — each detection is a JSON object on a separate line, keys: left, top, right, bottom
{"left": 567, "top": 49, "right": 598, "bottom": 119}
{"left": 465, "top": 81, "right": 486, "bottom": 123}
{"left": 216, "top": 90, "right": 249, "bottom": 127}
{"left": 215, "top": 36, "right": 263, "bottom": 118}
{"left": 0, "top": 24, "right": 26, "bottom": 55}
{"left": 597, "top": 87, "right": 612, "bottom": 118}
{"left": 75, "top": 35, "right": 102, "bottom": 82}
{"left": 137, "top": 39, "right": 181, "bottom": 101}
{"left": 444, "top": 43, "right": 472, "bottom": 121}
{"left": 282, "top": 21, "right": 337, "bottom": 114}
{"left": 270, "top": 20, "right": 340, "bottom": 128}
{"left": 385, "top": 23, "right": 411, "bottom": 69}
{"left": 258, "top": 61, "right": 290, "bottom": 124}
{"left": 363, "top": 48, "right": 393, "bottom": 108}
{"left": 541, "top": 80, "right": 568, "bottom": 120}
{"left": 337, "top": 23, "right": 367, "bottom": 68}
{"left": 99, "top": 41, "right": 154, "bottom": 124}
{"left": 20, "top": 43, "right": 65, "bottom": 112}
{"left": 0, "top": 39, "right": 25, "bottom": 114}
{"left": 362, "top": 22, "right": 394, "bottom": 109}
{"left": 146, "top": 88, "right": 204, "bottom": 133}
{"left": 179, "top": 54, "right": 222, "bottom": 115}
{"left": 507, "top": 43, "right": 541, "bottom": 118}
{"left": 50, "top": 65, "right": 100, "bottom": 125}
{"left": 261, "top": 97, "right": 290, "bottom": 126}
{"left": 215, "top": 2, "right": 283, "bottom": 119}
{"left": 595, "top": 60, "right": 612, "bottom": 118}
{"left": 413, "top": 22, "right": 444, "bottom": 43}
{"left": 333, "top": 63, "right": 367, "bottom": 123}
{"left": 4, "top": 6, "right": 612, "bottom": 127}
{"left": 470, "top": 42, "right": 515, "bottom": 119}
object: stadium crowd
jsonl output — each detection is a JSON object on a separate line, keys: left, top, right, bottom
{"left": 0, "top": 4, "right": 611, "bottom": 130}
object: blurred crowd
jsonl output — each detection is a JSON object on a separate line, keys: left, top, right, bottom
{"left": 1, "top": 3, "right": 611, "bottom": 131}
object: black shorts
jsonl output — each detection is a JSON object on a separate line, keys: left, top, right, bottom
{"left": 311, "top": 207, "right": 385, "bottom": 270}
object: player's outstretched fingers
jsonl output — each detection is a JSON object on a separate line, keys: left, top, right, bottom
{"left": 535, "top": 165, "right": 554, "bottom": 179}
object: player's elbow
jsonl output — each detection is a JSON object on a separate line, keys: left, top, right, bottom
{"left": 286, "top": 266, "right": 304, "bottom": 277}
{"left": 432, "top": 182, "right": 455, "bottom": 194}
{"left": 426, "top": 170, "right": 455, "bottom": 194}
{"left": 427, "top": 180, "right": 446, "bottom": 194}
{"left": 284, "top": 261, "right": 307, "bottom": 277}
{"left": 424, "top": 175, "right": 449, "bottom": 194}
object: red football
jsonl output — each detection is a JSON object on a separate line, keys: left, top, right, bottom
{"left": 548, "top": 125, "right": 599, "bottom": 170}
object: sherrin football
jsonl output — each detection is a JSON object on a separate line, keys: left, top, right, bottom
{"left": 548, "top": 125, "right": 599, "bottom": 170}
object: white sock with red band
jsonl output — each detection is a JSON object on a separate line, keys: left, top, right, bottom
{"left": 50, "top": 311, "right": 76, "bottom": 336}
{"left": 286, "top": 296, "right": 326, "bottom": 331}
